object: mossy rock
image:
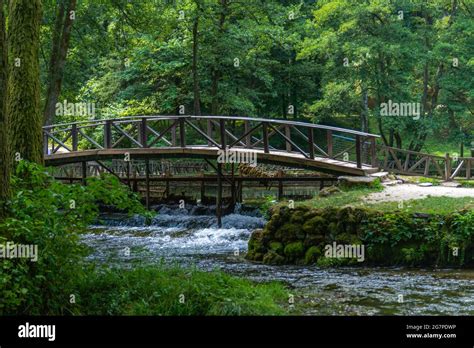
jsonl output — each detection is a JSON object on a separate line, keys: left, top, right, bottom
{"left": 335, "top": 233, "right": 362, "bottom": 245}
{"left": 265, "top": 212, "right": 284, "bottom": 234}
{"left": 338, "top": 176, "right": 381, "bottom": 189}
{"left": 269, "top": 241, "right": 284, "bottom": 254}
{"left": 304, "top": 234, "right": 325, "bottom": 248}
{"left": 289, "top": 206, "right": 311, "bottom": 224}
{"left": 318, "top": 186, "right": 342, "bottom": 197}
{"left": 327, "top": 222, "right": 339, "bottom": 235}
{"left": 262, "top": 251, "right": 286, "bottom": 265}
{"left": 321, "top": 207, "right": 340, "bottom": 223}
{"left": 304, "top": 246, "right": 322, "bottom": 264}
{"left": 316, "top": 257, "right": 351, "bottom": 267}
{"left": 245, "top": 251, "right": 264, "bottom": 261}
{"left": 275, "top": 223, "right": 305, "bottom": 243}
{"left": 247, "top": 229, "right": 266, "bottom": 254}
{"left": 302, "top": 216, "right": 327, "bottom": 235}
{"left": 284, "top": 241, "right": 305, "bottom": 259}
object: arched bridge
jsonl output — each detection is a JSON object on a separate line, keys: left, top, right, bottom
{"left": 43, "top": 115, "right": 381, "bottom": 176}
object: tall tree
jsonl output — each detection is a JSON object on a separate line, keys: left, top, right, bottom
{"left": 192, "top": 1, "right": 201, "bottom": 116}
{"left": 0, "top": 0, "right": 9, "bottom": 218}
{"left": 8, "top": 0, "right": 43, "bottom": 164}
{"left": 43, "top": 0, "right": 77, "bottom": 126}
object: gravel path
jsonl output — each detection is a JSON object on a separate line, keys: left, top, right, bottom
{"left": 364, "top": 184, "right": 474, "bottom": 203}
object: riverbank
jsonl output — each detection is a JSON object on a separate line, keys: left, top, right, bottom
{"left": 246, "top": 183, "right": 474, "bottom": 267}
{"left": 0, "top": 162, "right": 287, "bottom": 315}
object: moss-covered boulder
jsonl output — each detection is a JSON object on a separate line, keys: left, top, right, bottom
{"left": 318, "top": 186, "right": 342, "bottom": 197}
{"left": 302, "top": 216, "right": 327, "bottom": 235}
{"left": 246, "top": 203, "right": 474, "bottom": 267}
{"left": 275, "top": 223, "right": 305, "bottom": 243}
{"left": 304, "top": 246, "right": 322, "bottom": 264}
{"left": 269, "top": 241, "right": 284, "bottom": 254}
{"left": 284, "top": 241, "right": 305, "bottom": 260}
{"left": 263, "top": 251, "right": 285, "bottom": 265}
{"left": 246, "top": 229, "right": 266, "bottom": 261}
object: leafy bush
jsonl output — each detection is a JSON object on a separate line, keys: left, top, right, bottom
{"left": 0, "top": 161, "right": 287, "bottom": 315}
{"left": 0, "top": 161, "right": 150, "bottom": 314}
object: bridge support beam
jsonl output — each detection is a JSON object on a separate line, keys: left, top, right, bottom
{"left": 82, "top": 161, "right": 87, "bottom": 185}
{"left": 145, "top": 159, "right": 150, "bottom": 210}
{"left": 356, "top": 135, "right": 362, "bottom": 169}
{"left": 216, "top": 162, "right": 223, "bottom": 228}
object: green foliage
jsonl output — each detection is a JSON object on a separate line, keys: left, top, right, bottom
{"left": 0, "top": 161, "right": 151, "bottom": 314}
{"left": 0, "top": 161, "right": 287, "bottom": 315}
{"left": 250, "top": 203, "right": 474, "bottom": 267}
{"left": 74, "top": 265, "right": 287, "bottom": 315}
{"left": 8, "top": 0, "right": 43, "bottom": 164}
{"left": 85, "top": 174, "right": 149, "bottom": 216}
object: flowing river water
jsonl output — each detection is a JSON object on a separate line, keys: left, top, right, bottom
{"left": 82, "top": 205, "right": 474, "bottom": 315}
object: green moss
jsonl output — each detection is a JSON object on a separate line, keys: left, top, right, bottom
{"left": 302, "top": 216, "right": 326, "bottom": 235}
{"left": 304, "top": 246, "right": 322, "bottom": 264}
{"left": 284, "top": 241, "right": 305, "bottom": 259}
{"left": 275, "top": 223, "right": 305, "bottom": 243}
{"left": 249, "top": 200, "right": 474, "bottom": 267}
{"left": 304, "top": 234, "right": 326, "bottom": 248}
{"left": 247, "top": 229, "right": 266, "bottom": 259}
{"left": 262, "top": 251, "right": 286, "bottom": 265}
{"left": 289, "top": 207, "right": 310, "bottom": 224}
{"left": 269, "top": 241, "right": 284, "bottom": 254}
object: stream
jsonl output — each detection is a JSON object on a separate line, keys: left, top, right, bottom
{"left": 82, "top": 205, "right": 474, "bottom": 315}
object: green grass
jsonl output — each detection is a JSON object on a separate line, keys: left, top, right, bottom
{"left": 276, "top": 187, "right": 382, "bottom": 210}
{"left": 271, "top": 186, "right": 473, "bottom": 215}
{"left": 458, "top": 179, "right": 474, "bottom": 188}
{"left": 365, "top": 196, "right": 474, "bottom": 215}
{"left": 73, "top": 264, "right": 289, "bottom": 315}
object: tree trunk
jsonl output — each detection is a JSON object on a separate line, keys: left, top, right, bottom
{"left": 360, "top": 87, "right": 369, "bottom": 133}
{"left": 8, "top": 0, "right": 43, "bottom": 164}
{"left": 0, "top": 0, "right": 9, "bottom": 218}
{"left": 192, "top": 15, "right": 201, "bottom": 116}
{"left": 210, "top": 0, "right": 227, "bottom": 115}
{"left": 43, "top": 0, "right": 77, "bottom": 126}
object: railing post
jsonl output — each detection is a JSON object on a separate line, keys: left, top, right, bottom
{"left": 285, "top": 125, "right": 292, "bottom": 152}
{"left": 71, "top": 124, "right": 78, "bottom": 151}
{"left": 82, "top": 161, "right": 87, "bottom": 186}
{"left": 445, "top": 153, "right": 452, "bottom": 181}
{"left": 43, "top": 131, "right": 49, "bottom": 155}
{"left": 171, "top": 121, "right": 177, "bottom": 146}
{"left": 308, "top": 127, "right": 314, "bottom": 159}
{"left": 467, "top": 159, "right": 471, "bottom": 179}
{"left": 104, "top": 120, "right": 112, "bottom": 148}
{"left": 356, "top": 135, "right": 362, "bottom": 168}
{"left": 424, "top": 157, "right": 431, "bottom": 176}
{"left": 140, "top": 118, "right": 148, "bottom": 148}
{"left": 370, "top": 137, "right": 377, "bottom": 167}
{"left": 244, "top": 120, "right": 251, "bottom": 148}
{"left": 262, "top": 122, "right": 269, "bottom": 154}
{"left": 219, "top": 119, "right": 226, "bottom": 149}
{"left": 327, "top": 130, "right": 333, "bottom": 158}
{"left": 207, "top": 120, "right": 213, "bottom": 147}
{"left": 179, "top": 117, "right": 186, "bottom": 148}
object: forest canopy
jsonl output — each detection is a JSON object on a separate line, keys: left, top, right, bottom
{"left": 34, "top": 0, "right": 474, "bottom": 152}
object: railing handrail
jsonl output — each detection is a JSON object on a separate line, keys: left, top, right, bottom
{"left": 43, "top": 115, "right": 381, "bottom": 138}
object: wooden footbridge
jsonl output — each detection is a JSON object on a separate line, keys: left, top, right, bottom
{"left": 43, "top": 115, "right": 380, "bottom": 176}
{"left": 43, "top": 115, "right": 473, "bottom": 225}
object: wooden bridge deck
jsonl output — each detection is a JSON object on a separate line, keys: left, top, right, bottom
{"left": 44, "top": 146, "right": 378, "bottom": 176}
{"left": 43, "top": 116, "right": 473, "bottom": 180}
{"left": 43, "top": 115, "right": 381, "bottom": 177}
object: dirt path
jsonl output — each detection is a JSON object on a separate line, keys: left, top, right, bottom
{"left": 364, "top": 184, "right": 474, "bottom": 203}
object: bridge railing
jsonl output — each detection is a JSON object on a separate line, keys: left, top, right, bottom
{"left": 43, "top": 115, "right": 381, "bottom": 169}
{"left": 377, "top": 145, "right": 473, "bottom": 180}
